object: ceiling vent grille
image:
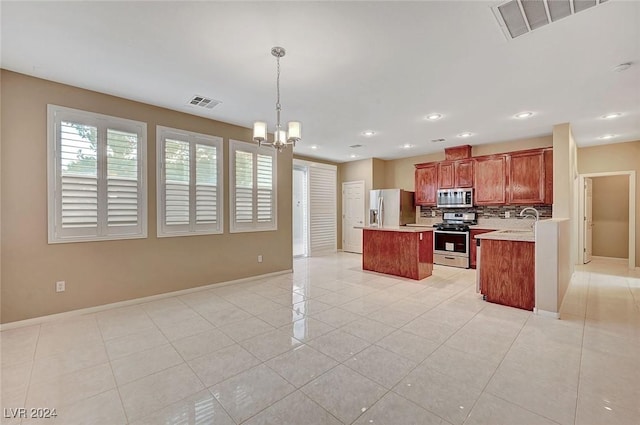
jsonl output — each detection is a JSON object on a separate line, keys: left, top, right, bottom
{"left": 493, "top": 0, "right": 609, "bottom": 40}
{"left": 188, "top": 95, "right": 221, "bottom": 109}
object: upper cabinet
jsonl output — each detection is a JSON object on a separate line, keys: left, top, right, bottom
{"left": 438, "top": 160, "right": 473, "bottom": 189}
{"left": 438, "top": 162, "right": 454, "bottom": 188}
{"left": 455, "top": 160, "right": 474, "bottom": 187}
{"left": 415, "top": 146, "right": 552, "bottom": 207}
{"left": 474, "top": 155, "right": 507, "bottom": 205}
{"left": 415, "top": 163, "right": 438, "bottom": 205}
{"left": 508, "top": 150, "right": 545, "bottom": 204}
{"left": 544, "top": 149, "right": 553, "bottom": 205}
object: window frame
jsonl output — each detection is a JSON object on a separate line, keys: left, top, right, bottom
{"left": 229, "top": 139, "right": 278, "bottom": 233}
{"left": 47, "top": 104, "right": 148, "bottom": 244}
{"left": 156, "top": 126, "right": 224, "bottom": 237}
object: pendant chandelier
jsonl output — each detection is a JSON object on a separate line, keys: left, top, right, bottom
{"left": 253, "top": 46, "right": 301, "bottom": 151}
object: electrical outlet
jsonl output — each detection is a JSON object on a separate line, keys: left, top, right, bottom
{"left": 505, "top": 211, "right": 511, "bottom": 218}
{"left": 257, "top": 255, "right": 263, "bottom": 263}
{"left": 56, "top": 281, "right": 65, "bottom": 292}
{"left": 431, "top": 210, "right": 436, "bottom": 217}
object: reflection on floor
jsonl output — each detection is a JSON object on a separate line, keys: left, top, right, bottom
{"left": 1, "top": 255, "right": 639, "bottom": 424}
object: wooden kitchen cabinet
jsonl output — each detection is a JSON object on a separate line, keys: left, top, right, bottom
{"left": 415, "top": 163, "right": 438, "bottom": 205}
{"left": 470, "top": 229, "right": 493, "bottom": 269}
{"left": 456, "top": 160, "right": 474, "bottom": 187}
{"left": 438, "top": 162, "right": 454, "bottom": 188}
{"left": 438, "top": 160, "right": 473, "bottom": 189}
{"left": 480, "top": 239, "right": 535, "bottom": 310}
{"left": 363, "top": 229, "right": 433, "bottom": 280}
{"left": 544, "top": 149, "right": 553, "bottom": 205}
{"left": 509, "top": 150, "right": 545, "bottom": 204}
{"left": 474, "top": 155, "right": 507, "bottom": 205}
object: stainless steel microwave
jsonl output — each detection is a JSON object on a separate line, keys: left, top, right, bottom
{"left": 436, "top": 188, "right": 473, "bottom": 208}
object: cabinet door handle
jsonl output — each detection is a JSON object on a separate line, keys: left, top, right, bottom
{"left": 445, "top": 256, "right": 455, "bottom": 260}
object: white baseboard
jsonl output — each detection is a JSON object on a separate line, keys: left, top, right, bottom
{"left": 0, "top": 269, "right": 293, "bottom": 332}
{"left": 533, "top": 308, "right": 560, "bottom": 319}
{"left": 591, "top": 256, "right": 628, "bottom": 263}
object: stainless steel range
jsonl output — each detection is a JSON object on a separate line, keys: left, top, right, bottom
{"left": 433, "top": 212, "right": 477, "bottom": 268}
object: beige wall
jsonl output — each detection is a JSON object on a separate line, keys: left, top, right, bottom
{"left": 1, "top": 70, "right": 293, "bottom": 324}
{"left": 592, "top": 176, "right": 629, "bottom": 259}
{"left": 372, "top": 158, "right": 387, "bottom": 190}
{"left": 578, "top": 140, "right": 640, "bottom": 266}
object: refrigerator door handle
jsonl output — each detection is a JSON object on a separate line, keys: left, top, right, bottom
{"left": 378, "top": 197, "right": 384, "bottom": 228}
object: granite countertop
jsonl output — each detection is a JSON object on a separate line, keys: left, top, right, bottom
{"left": 356, "top": 225, "right": 433, "bottom": 233}
{"left": 474, "top": 229, "right": 535, "bottom": 242}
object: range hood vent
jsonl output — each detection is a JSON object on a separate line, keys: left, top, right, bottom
{"left": 493, "top": 0, "right": 609, "bottom": 40}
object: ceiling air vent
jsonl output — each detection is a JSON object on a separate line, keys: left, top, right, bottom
{"left": 431, "top": 138, "right": 447, "bottom": 143}
{"left": 493, "top": 0, "right": 609, "bottom": 40}
{"left": 188, "top": 95, "right": 221, "bottom": 109}
{"left": 349, "top": 144, "right": 364, "bottom": 148}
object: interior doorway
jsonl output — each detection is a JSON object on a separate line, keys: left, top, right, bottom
{"left": 583, "top": 177, "right": 593, "bottom": 264}
{"left": 578, "top": 171, "right": 636, "bottom": 269}
{"left": 293, "top": 165, "right": 308, "bottom": 257}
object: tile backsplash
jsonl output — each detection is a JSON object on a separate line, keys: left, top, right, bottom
{"left": 419, "top": 204, "right": 552, "bottom": 219}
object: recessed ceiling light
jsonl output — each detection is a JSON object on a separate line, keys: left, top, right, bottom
{"left": 362, "top": 130, "right": 376, "bottom": 137}
{"left": 601, "top": 113, "right": 622, "bottom": 119}
{"left": 514, "top": 111, "right": 534, "bottom": 119}
{"left": 599, "top": 134, "right": 617, "bottom": 140}
{"left": 431, "top": 138, "right": 446, "bottom": 143}
{"left": 310, "top": 145, "right": 318, "bottom": 150}
{"left": 425, "top": 113, "right": 443, "bottom": 121}
{"left": 401, "top": 144, "right": 414, "bottom": 149}
{"left": 457, "top": 132, "right": 473, "bottom": 138}
{"left": 613, "top": 62, "right": 632, "bottom": 72}
{"left": 350, "top": 154, "right": 359, "bottom": 158}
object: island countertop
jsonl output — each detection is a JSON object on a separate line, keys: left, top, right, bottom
{"left": 474, "top": 229, "right": 535, "bottom": 242}
{"left": 355, "top": 226, "right": 433, "bottom": 233}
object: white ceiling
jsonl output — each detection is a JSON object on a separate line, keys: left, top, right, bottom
{"left": 2, "top": 1, "right": 639, "bottom": 163}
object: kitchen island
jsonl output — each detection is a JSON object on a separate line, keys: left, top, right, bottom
{"left": 476, "top": 229, "right": 535, "bottom": 310}
{"left": 361, "top": 227, "right": 434, "bottom": 280}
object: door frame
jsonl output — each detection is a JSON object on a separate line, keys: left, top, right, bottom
{"left": 292, "top": 164, "right": 309, "bottom": 258}
{"left": 342, "top": 180, "right": 365, "bottom": 254}
{"left": 577, "top": 171, "right": 636, "bottom": 269}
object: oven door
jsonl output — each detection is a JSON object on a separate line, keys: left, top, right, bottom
{"left": 433, "top": 230, "right": 470, "bottom": 268}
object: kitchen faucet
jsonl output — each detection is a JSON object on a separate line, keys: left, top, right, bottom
{"left": 519, "top": 207, "right": 539, "bottom": 228}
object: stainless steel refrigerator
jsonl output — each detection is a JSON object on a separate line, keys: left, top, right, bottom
{"left": 369, "top": 189, "right": 415, "bottom": 227}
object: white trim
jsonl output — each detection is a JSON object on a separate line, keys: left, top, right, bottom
{"left": 0, "top": 269, "right": 292, "bottom": 331}
{"left": 533, "top": 308, "right": 560, "bottom": 319}
{"left": 577, "top": 171, "right": 636, "bottom": 269}
{"left": 293, "top": 158, "right": 337, "bottom": 171}
{"left": 590, "top": 256, "right": 629, "bottom": 263}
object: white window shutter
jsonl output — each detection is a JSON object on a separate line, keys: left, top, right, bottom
{"left": 157, "top": 127, "right": 223, "bottom": 237}
{"left": 195, "top": 143, "right": 218, "bottom": 226}
{"left": 309, "top": 166, "right": 337, "bottom": 255}
{"left": 106, "top": 129, "right": 140, "bottom": 232}
{"left": 48, "top": 105, "right": 147, "bottom": 243}
{"left": 230, "top": 140, "right": 277, "bottom": 233}
{"left": 59, "top": 121, "right": 98, "bottom": 234}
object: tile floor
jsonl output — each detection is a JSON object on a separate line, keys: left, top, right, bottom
{"left": 1, "top": 255, "right": 639, "bottom": 425}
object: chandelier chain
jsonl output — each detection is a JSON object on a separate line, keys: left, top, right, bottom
{"left": 276, "top": 55, "right": 281, "bottom": 128}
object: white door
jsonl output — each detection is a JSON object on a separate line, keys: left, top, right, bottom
{"left": 584, "top": 177, "right": 593, "bottom": 264}
{"left": 342, "top": 181, "right": 365, "bottom": 253}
